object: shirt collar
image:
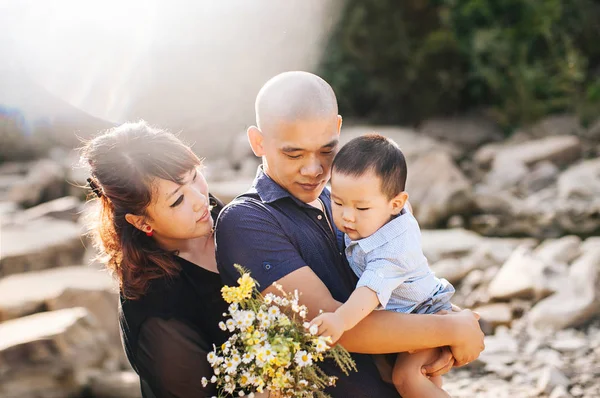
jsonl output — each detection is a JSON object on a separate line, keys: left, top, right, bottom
{"left": 251, "top": 165, "right": 331, "bottom": 208}
{"left": 350, "top": 209, "right": 412, "bottom": 253}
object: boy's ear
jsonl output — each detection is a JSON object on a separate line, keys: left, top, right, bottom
{"left": 390, "top": 192, "right": 409, "bottom": 215}
{"left": 247, "top": 126, "right": 265, "bottom": 157}
{"left": 125, "top": 213, "right": 148, "bottom": 232}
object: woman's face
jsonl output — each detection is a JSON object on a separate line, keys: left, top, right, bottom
{"left": 146, "top": 167, "right": 213, "bottom": 241}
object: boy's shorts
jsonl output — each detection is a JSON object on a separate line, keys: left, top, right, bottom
{"left": 410, "top": 281, "right": 455, "bottom": 315}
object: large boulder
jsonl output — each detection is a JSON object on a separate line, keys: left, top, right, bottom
{"left": 406, "top": 151, "right": 473, "bottom": 227}
{"left": 527, "top": 247, "right": 600, "bottom": 331}
{"left": 0, "top": 308, "right": 112, "bottom": 398}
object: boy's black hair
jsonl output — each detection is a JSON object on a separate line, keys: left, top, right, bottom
{"left": 332, "top": 134, "right": 407, "bottom": 199}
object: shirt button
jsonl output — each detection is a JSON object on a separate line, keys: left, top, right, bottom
{"left": 317, "top": 215, "right": 323, "bottom": 220}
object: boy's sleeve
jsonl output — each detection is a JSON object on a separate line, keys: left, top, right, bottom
{"left": 215, "top": 199, "right": 308, "bottom": 290}
{"left": 356, "top": 256, "right": 411, "bottom": 309}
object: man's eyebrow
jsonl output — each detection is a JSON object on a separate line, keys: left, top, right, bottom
{"left": 281, "top": 139, "right": 339, "bottom": 153}
{"left": 281, "top": 146, "right": 304, "bottom": 153}
{"left": 322, "top": 139, "right": 338, "bottom": 149}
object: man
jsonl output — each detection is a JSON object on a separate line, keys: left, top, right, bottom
{"left": 215, "top": 71, "right": 484, "bottom": 397}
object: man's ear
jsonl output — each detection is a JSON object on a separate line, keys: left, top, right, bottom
{"left": 391, "top": 192, "right": 409, "bottom": 215}
{"left": 247, "top": 126, "right": 265, "bottom": 157}
{"left": 125, "top": 213, "right": 148, "bottom": 232}
{"left": 336, "top": 115, "right": 343, "bottom": 136}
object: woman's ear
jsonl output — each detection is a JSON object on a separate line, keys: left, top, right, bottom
{"left": 247, "top": 126, "right": 265, "bottom": 157}
{"left": 125, "top": 213, "right": 148, "bottom": 232}
{"left": 390, "top": 192, "right": 409, "bottom": 215}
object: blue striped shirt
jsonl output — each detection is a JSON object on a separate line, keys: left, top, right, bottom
{"left": 345, "top": 207, "right": 453, "bottom": 313}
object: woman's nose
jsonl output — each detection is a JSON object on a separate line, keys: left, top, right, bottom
{"left": 191, "top": 188, "right": 207, "bottom": 212}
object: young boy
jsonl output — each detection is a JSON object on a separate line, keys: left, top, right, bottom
{"left": 311, "top": 134, "right": 455, "bottom": 398}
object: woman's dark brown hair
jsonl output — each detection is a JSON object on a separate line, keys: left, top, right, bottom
{"left": 80, "top": 121, "right": 202, "bottom": 300}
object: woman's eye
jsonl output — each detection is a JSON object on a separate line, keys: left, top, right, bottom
{"left": 170, "top": 195, "right": 184, "bottom": 208}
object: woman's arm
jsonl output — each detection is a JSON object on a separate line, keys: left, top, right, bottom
{"left": 262, "top": 267, "right": 484, "bottom": 366}
{"left": 135, "top": 317, "right": 218, "bottom": 398}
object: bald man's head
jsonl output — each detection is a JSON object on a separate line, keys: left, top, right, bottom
{"left": 255, "top": 71, "right": 338, "bottom": 134}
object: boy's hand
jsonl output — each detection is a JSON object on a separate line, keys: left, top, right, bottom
{"left": 448, "top": 309, "right": 484, "bottom": 366}
{"left": 309, "top": 312, "right": 345, "bottom": 343}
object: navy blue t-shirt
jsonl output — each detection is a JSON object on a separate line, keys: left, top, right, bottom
{"left": 215, "top": 167, "right": 400, "bottom": 398}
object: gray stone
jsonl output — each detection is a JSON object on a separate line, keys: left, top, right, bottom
{"left": 519, "top": 161, "right": 559, "bottom": 194}
{"left": 88, "top": 371, "right": 142, "bottom": 398}
{"left": 473, "top": 303, "right": 513, "bottom": 329}
{"left": 420, "top": 228, "right": 483, "bottom": 264}
{"left": 534, "top": 236, "right": 582, "bottom": 265}
{"left": 528, "top": 248, "right": 600, "bottom": 330}
{"left": 8, "top": 158, "right": 66, "bottom": 207}
{"left": 488, "top": 246, "right": 553, "bottom": 300}
{"left": 418, "top": 115, "right": 504, "bottom": 153}
{"left": 537, "top": 366, "right": 570, "bottom": 396}
{"left": 0, "top": 217, "right": 85, "bottom": 277}
{"left": 0, "top": 308, "right": 111, "bottom": 398}
{"left": 9, "top": 195, "right": 83, "bottom": 224}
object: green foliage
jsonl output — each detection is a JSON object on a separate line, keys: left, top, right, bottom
{"left": 320, "top": 0, "right": 600, "bottom": 129}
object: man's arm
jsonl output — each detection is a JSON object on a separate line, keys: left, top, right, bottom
{"left": 263, "top": 267, "right": 484, "bottom": 366}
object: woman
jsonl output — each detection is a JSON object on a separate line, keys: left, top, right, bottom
{"left": 81, "top": 121, "right": 232, "bottom": 397}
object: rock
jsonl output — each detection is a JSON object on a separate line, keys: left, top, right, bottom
{"left": 495, "top": 135, "right": 582, "bottom": 169}
{"left": 528, "top": 248, "right": 600, "bottom": 330}
{"left": 0, "top": 174, "right": 22, "bottom": 201}
{"left": 8, "top": 158, "right": 67, "bottom": 207}
{"left": 557, "top": 158, "right": 600, "bottom": 201}
{"left": 0, "top": 217, "right": 85, "bottom": 277}
{"left": 0, "top": 266, "right": 122, "bottom": 364}
{"left": 519, "top": 161, "right": 559, "bottom": 194}
{"left": 407, "top": 151, "right": 473, "bottom": 227}
{"left": 473, "top": 142, "right": 502, "bottom": 169}
{"left": 537, "top": 366, "right": 570, "bottom": 396}
{"left": 534, "top": 236, "right": 582, "bottom": 265}
{"left": 340, "top": 125, "right": 459, "bottom": 162}
{"left": 473, "top": 303, "right": 513, "bottom": 329}
{"left": 524, "top": 114, "right": 584, "bottom": 138}
{"left": 8, "top": 196, "right": 83, "bottom": 224}
{"left": 88, "top": 371, "right": 142, "bottom": 398}
{"left": 549, "top": 385, "right": 572, "bottom": 398}
{"left": 488, "top": 246, "right": 554, "bottom": 301}
{"left": 418, "top": 115, "right": 504, "bottom": 153}
{"left": 550, "top": 336, "right": 588, "bottom": 353}
{"left": 420, "top": 228, "right": 483, "bottom": 264}
{"left": 446, "top": 214, "right": 465, "bottom": 229}
{"left": 0, "top": 308, "right": 111, "bottom": 398}
{"left": 581, "top": 237, "right": 600, "bottom": 254}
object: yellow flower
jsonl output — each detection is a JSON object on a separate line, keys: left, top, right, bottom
{"left": 221, "top": 272, "right": 255, "bottom": 303}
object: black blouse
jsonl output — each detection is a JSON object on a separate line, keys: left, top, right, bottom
{"left": 119, "top": 196, "right": 230, "bottom": 398}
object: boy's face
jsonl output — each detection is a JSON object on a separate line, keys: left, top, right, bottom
{"left": 330, "top": 169, "right": 407, "bottom": 241}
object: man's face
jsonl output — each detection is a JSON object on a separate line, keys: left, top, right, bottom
{"left": 261, "top": 116, "right": 341, "bottom": 203}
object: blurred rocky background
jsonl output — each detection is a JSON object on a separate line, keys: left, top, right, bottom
{"left": 1, "top": 1, "right": 599, "bottom": 397}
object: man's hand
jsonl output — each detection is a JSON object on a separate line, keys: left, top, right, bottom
{"left": 447, "top": 309, "right": 484, "bottom": 366}
{"left": 310, "top": 312, "right": 345, "bottom": 343}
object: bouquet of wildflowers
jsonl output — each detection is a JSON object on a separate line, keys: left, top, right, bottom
{"left": 202, "top": 265, "right": 356, "bottom": 397}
